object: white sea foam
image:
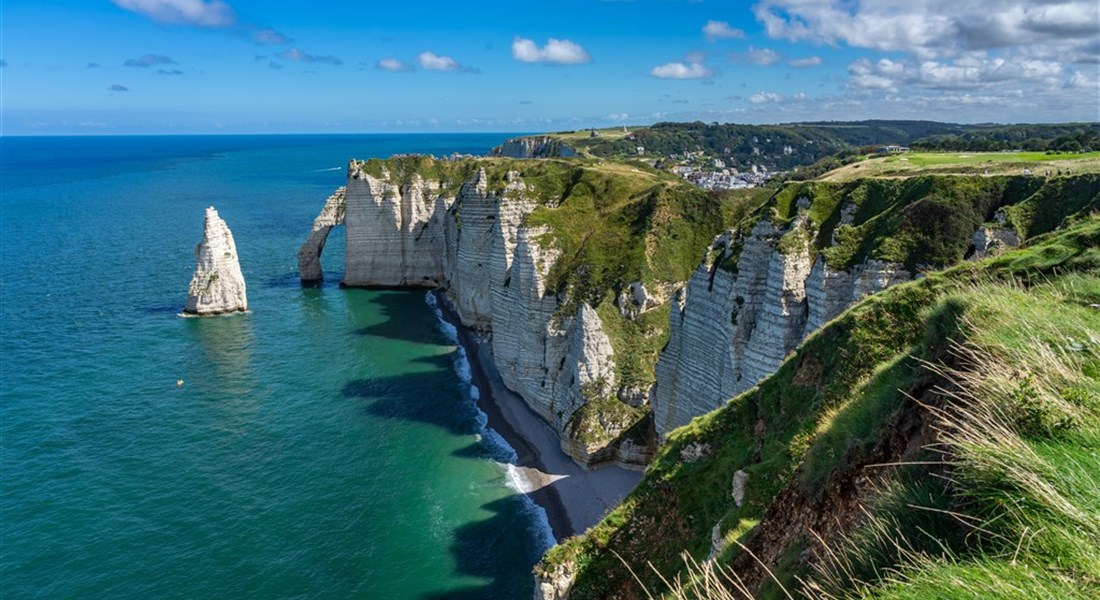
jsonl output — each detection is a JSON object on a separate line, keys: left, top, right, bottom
{"left": 314, "top": 166, "right": 342, "bottom": 172}
{"left": 424, "top": 291, "right": 558, "bottom": 550}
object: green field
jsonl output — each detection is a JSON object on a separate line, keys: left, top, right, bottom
{"left": 823, "top": 151, "right": 1100, "bottom": 181}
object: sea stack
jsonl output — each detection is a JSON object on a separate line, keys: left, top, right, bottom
{"left": 184, "top": 206, "right": 248, "bottom": 315}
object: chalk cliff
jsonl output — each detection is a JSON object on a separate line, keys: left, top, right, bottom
{"left": 489, "top": 136, "right": 577, "bottom": 159}
{"left": 310, "top": 159, "right": 642, "bottom": 468}
{"left": 185, "top": 206, "right": 248, "bottom": 316}
{"left": 651, "top": 214, "right": 910, "bottom": 438}
{"left": 648, "top": 172, "right": 1082, "bottom": 439}
{"left": 343, "top": 162, "right": 452, "bottom": 287}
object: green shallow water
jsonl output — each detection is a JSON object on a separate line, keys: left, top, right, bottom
{"left": 1, "top": 135, "right": 547, "bottom": 599}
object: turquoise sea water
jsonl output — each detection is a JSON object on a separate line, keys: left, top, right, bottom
{"left": 0, "top": 134, "right": 549, "bottom": 599}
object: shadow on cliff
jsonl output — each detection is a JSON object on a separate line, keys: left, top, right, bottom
{"left": 420, "top": 496, "right": 541, "bottom": 600}
{"left": 350, "top": 289, "right": 441, "bottom": 345}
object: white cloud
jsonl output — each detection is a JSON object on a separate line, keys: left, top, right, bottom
{"left": 278, "top": 48, "right": 343, "bottom": 66}
{"left": 703, "top": 20, "right": 744, "bottom": 42}
{"left": 250, "top": 27, "right": 289, "bottom": 45}
{"left": 744, "top": 46, "right": 781, "bottom": 65}
{"left": 418, "top": 51, "right": 471, "bottom": 72}
{"left": 651, "top": 61, "right": 711, "bottom": 79}
{"left": 748, "top": 91, "right": 782, "bottom": 103}
{"left": 753, "top": 0, "right": 1099, "bottom": 56}
{"left": 788, "top": 56, "right": 822, "bottom": 68}
{"left": 847, "top": 55, "right": 1064, "bottom": 91}
{"left": 1066, "top": 70, "right": 1098, "bottom": 89}
{"left": 753, "top": 1, "right": 1096, "bottom": 112}
{"left": 123, "top": 54, "right": 176, "bottom": 67}
{"left": 376, "top": 58, "right": 412, "bottom": 72}
{"left": 111, "top": 0, "right": 289, "bottom": 46}
{"left": 512, "top": 37, "right": 591, "bottom": 64}
{"left": 111, "top": 0, "right": 235, "bottom": 27}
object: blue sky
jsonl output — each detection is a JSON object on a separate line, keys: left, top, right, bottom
{"left": 2, "top": 0, "right": 1097, "bottom": 134}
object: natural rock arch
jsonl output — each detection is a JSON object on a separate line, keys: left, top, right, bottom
{"left": 297, "top": 187, "right": 346, "bottom": 285}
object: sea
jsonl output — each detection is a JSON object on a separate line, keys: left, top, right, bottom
{"left": 0, "top": 134, "right": 553, "bottom": 599}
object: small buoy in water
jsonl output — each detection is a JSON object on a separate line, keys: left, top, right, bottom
{"left": 176, "top": 379, "right": 184, "bottom": 387}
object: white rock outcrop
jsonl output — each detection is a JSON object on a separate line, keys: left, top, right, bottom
{"left": 651, "top": 211, "right": 910, "bottom": 439}
{"left": 184, "top": 207, "right": 248, "bottom": 316}
{"left": 297, "top": 187, "right": 346, "bottom": 284}
{"left": 315, "top": 162, "right": 633, "bottom": 467}
{"left": 490, "top": 136, "right": 576, "bottom": 159}
{"left": 969, "top": 212, "right": 1020, "bottom": 260}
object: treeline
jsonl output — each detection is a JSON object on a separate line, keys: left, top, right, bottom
{"left": 911, "top": 124, "right": 1100, "bottom": 152}
{"left": 569, "top": 120, "right": 1099, "bottom": 172}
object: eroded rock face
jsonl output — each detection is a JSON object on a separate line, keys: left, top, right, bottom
{"left": 616, "top": 280, "right": 663, "bottom": 319}
{"left": 343, "top": 161, "right": 452, "bottom": 287}
{"left": 490, "top": 136, "right": 577, "bottom": 159}
{"left": 184, "top": 207, "right": 248, "bottom": 316}
{"left": 323, "top": 164, "right": 635, "bottom": 467}
{"left": 969, "top": 213, "right": 1021, "bottom": 260}
{"left": 651, "top": 213, "right": 911, "bottom": 439}
{"left": 297, "top": 187, "right": 346, "bottom": 284}
{"left": 534, "top": 562, "right": 575, "bottom": 600}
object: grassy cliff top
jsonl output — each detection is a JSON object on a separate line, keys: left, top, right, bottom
{"left": 819, "top": 151, "right": 1100, "bottom": 181}
{"left": 538, "top": 214, "right": 1100, "bottom": 599}
{"left": 720, "top": 173, "right": 1099, "bottom": 273}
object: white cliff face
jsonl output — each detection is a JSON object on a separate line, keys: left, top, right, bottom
{"left": 185, "top": 206, "right": 248, "bottom": 315}
{"left": 491, "top": 136, "right": 576, "bottom": 159}
{"left": 488, "top": 226, "right": 618, "bottom": 446}
{"left": 297, "top": 187, "right": 346, "bottom": 284}
{"left": 443, "top": 170, "right": 534, "bottom": 330}
{"left": 343, "top": 161, "right": 452, "bottom": 287}
{"left": 323, "top": 163, "right": 628, "bottom": 467}
{"left": 651, "top": 213, "right": 910, "bottom": 439}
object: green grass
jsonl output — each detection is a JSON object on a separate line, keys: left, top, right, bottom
{"left": 748, "top": 175, "right": 1097, "bottom": 271}
{"left": 807, "top": 276, "right": 1100, "bottom": 599}
{"left": 823, "top": 151, "right": 1100, "bottom": 181}
{"left": 893, "top": 151, "right": 1100, "bottom": 166}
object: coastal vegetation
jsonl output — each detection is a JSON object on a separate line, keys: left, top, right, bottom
{"left": 536, "top": 205, "right": 1100, "bottom": 598}
{"left": 818, "top": 151, "right": 1100, "bottom": 182}
{"left": 531, "top": 121, "right": 1100, "bottom": 173}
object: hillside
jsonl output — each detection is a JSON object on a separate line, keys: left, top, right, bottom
{"left": 535, "top": 213, "right": 1100, "bottom": 598}
{"left": 498, "top": 121, "right": 1100, "bottom": 174}
{"left": 818, "top": 151, "right": 1100, "bottom": 182}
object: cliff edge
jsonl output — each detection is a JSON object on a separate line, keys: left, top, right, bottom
{"left": 300, "top": 156, "right": 741, "bottom": 468}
